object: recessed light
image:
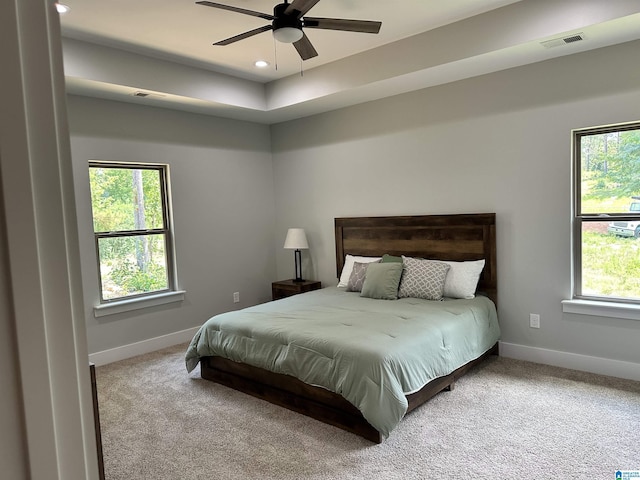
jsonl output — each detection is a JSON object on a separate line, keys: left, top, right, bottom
{"left": 56, "top": 3, "right": 70, "bottom": 14}
{"left": 254, "top": 60, "right": 270, "bottom": 68}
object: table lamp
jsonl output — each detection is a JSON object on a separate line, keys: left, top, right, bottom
{"left": 284, "top": 228, "right": 309, "bottom": 282}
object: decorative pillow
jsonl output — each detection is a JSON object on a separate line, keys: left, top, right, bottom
{"left": 381, "top": 254, "right": 402, "bottom": 263}
{"left": 360, "top": 263, "right": 403, "bottom": 300}
{"left": 398, "top": 256, "right": 450, "bottom": 301}
{"left": 346, "top": 261, "right": 378, "bottom": 292}
{"left": 337, "top": 255, "right": 381, "bottom": 287}
{"left": 442, "top": 259, "right": 485, "bottom": 299}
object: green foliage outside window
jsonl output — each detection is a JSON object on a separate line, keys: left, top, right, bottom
{"left": 580, "top": 129, "right": 640, "bottom": 211}
{"left": 577, "top": 124, "right": 640, "bottom": 301}
{"left": 89, "top": 164, "right": 171, "bottom": 301}
{"left": 581, "top": 226, "right": 640, "bottom": 300}
{"left": 90, "top": 167, "right": 163, "bottom": 232}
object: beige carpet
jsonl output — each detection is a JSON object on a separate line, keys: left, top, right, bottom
{"left": 96, "top": 344, "right": 640, "bottom": 479}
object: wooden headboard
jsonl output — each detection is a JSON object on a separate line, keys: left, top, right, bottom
{"left": 335, "top": 213, "right": 497, "bottom": 305}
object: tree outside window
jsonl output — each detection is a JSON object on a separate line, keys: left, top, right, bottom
{"left": 573, "top": 122, "right": 640, "bottom": 302}
{"left": 89, "top": 162, "right": 175, "bottom": 302}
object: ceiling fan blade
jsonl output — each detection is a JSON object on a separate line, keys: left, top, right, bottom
{"left": 303, "top": 17, "right": 382, "bottom": 34}
{"left": 293, "top": 33, "right": 318, "bottom": 60}
{"left": 213, "top": 25, "right": 273, "bottom": 45}
{"left": 196, "top": 1, "right": 274, "bottom": 21}
{"left": 284, "top": 0, "right": 321, "bottom": 19}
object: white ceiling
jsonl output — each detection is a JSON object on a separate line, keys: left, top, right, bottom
{"left": 59, "top": 0, "right": 640, "bottom": 124}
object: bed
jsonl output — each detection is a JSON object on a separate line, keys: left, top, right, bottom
{"left": 186, "top": 213, "right": 499, "bottom": 443}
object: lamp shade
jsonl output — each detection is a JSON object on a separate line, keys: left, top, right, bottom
{"left": 284, "top": 228, "right": 308, "bottom": 249}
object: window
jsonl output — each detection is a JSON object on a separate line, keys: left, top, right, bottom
{"left": 572, "top": 121, "right": 640, "bottom": 303}
{"left": 89, "top": 162, "right": 176, "bottom": 303}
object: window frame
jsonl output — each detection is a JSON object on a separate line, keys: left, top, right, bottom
{"left": 89, "top": 160, "right": 177, "bottom": 304}
{"left": 572, "top": 120, "right": 640, "bottom": 305}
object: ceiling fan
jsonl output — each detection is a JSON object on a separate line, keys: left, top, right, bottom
{"left": 196, "top": 0, "right": 382, "bottom": 60}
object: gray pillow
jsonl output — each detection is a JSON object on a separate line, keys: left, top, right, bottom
{"left": 346, "top": 261, "right": 377, "bottom": 292}
{"left": 360, "top": 263, "right": 403, "bottom": 300}
{"left": 398, "top": 256, "right": 450, "bottom": 300}
{"left": 381, "top": 254, "right": 402, "bottom": 263}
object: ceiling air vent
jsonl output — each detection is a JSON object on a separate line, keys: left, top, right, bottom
{"left": 132, "top": 91, "right": 167, "bottom": 99}
{"left": 563, "top": 34, "right": 584, "bottom": 44}
{"left": 541, "top": 32, "right": 585, "bottom": 49}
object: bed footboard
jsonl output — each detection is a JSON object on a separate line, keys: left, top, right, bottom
{"left": 200, "top": 342, "right": 498, "bottom": 443}
{"left": 201, "top": 356, "right": 383, "bottom": 443}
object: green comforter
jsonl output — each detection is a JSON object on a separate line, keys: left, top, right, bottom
{"left": 185, "top": 287, "right": 500, "bottom": 438}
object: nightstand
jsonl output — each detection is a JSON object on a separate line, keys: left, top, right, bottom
{"left": 272, "top": 279, "right": 321, "bottom": 300}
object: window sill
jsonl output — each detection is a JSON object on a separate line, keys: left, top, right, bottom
{"left": 93, "top": 290, "right": 186, "bottom": 318}
{"left": 561, "top": 299, "right": 640, "bottom": 321}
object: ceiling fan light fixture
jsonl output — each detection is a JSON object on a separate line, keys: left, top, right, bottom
{"left": 273, "top": 27, "right": 303, "bottom": 43}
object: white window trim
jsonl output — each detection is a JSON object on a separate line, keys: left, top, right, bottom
{"left": 89, "top": 160, "right": 180, "bottom": 305}
{"left": 571, "top": 121, "right": 640, "bottom": 307}
{"left": 562, "top": 298, "right": 640, "bottom": 321}
{"left": 94, "top": 290, "right": 186, "bottom": 317}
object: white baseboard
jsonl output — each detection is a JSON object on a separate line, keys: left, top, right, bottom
{"left": 89, "top": 326, "right": 199, "bottom": 366}
{"left": 499, "top": 341, "right": 640, "bottom": 382}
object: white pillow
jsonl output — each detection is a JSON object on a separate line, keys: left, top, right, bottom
{"left": 442, "top": 259, "right": 485, "bottom": 299}
{"left": 337, "top": 254, "right": 381, "bottom": 287}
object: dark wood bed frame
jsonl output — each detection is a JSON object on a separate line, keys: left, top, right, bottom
{"left": 200, "top": 213, "right": 498, "bottom": 443}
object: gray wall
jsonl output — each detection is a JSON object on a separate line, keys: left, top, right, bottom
{"left": 271, "top": 40, "right": 640, "bottom": 366}
{"left": 68, "top": 96, "right": 275, "bottom": 353}
{"left": 68, "top": 40, "right": 640, "bottom": 369}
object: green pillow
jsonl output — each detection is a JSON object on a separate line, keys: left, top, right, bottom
{"left": 360, "top": 263, "right": 403, "bottom": 300}
{"left": 381, "top": 254, "right": 402, "bottom": 263}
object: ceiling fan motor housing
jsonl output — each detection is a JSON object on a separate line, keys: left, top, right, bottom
{"left": 273, "top": 2, "right": 302, "bottom": 32}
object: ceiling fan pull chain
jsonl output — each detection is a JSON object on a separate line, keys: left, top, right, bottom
{"left": 273, "top": 37, "right": 279, "bottom": 71}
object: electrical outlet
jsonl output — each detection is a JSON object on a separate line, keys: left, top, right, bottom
{"left": 233, "top": 292, "right": 240, "bottom": 303}
{"left": 529, "top": 313, "right": 540, "bottom": 329}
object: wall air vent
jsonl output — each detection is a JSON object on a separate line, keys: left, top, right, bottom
{"left": 541, "top": 32, "right": 585, "bottom": 49}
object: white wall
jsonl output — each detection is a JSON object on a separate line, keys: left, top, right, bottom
{"left": 68, "top": 96, "right": 276, "bottom": 354}
{"left": 271, "top": 40, "right": 640, "bottom": 368}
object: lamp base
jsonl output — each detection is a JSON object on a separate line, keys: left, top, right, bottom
{"left": 293, "top": 249, "right": 304, "bottom": 283}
